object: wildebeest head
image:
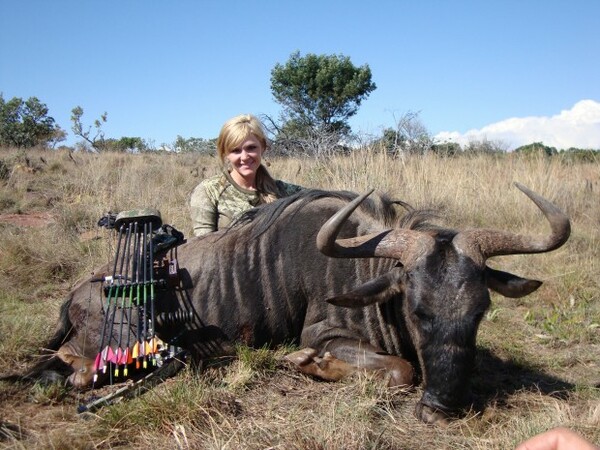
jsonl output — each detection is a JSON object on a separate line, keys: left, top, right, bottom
{"left": 316, "top": 183, "right": 570, "bottom": 425}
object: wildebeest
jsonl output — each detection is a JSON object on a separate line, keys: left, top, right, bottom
{"left": 10, "top": 183, "right": 570, "bottom": 425}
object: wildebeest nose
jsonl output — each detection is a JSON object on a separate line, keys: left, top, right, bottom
{"left": 421, "top": 389, "right": 470, "bottom": 414}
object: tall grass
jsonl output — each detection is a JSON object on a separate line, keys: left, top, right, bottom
{"left": 0, "top": 147, "right": 598, "bottom": 449}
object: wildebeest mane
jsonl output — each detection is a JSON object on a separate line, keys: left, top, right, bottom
{"left": 232, "top": 188, "right": 443, "bottom": 241}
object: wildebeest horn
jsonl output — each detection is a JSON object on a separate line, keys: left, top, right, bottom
{"left": 452, "top": 183, "right": 571, "bottom": 265}
{"left": 316, "top": 189, "right": 434, "bottom": 265}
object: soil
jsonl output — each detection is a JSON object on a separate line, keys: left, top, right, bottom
{"left": 0, "top": 212, "right": 54, "bottom": 228}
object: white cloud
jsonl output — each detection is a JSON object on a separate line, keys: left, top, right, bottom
{"left": 434, "top": 100, "right": 600, "bottom": 150}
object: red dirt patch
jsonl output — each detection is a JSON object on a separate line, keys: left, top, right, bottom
{"left": 0, "top": 212, "right": 54, "bottom": 227}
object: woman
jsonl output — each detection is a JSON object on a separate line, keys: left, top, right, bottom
{"left": 190, "top": 114, "right": 303, "bottom": 236}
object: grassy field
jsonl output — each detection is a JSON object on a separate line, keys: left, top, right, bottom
{"left": 0, "top": 147, "right": 598, "bottom": 449}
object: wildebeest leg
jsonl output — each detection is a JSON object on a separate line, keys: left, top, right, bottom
{"left": 325, "top": 338, "right": 415, "bottom": 387}
{"left": 286, "top": 339, "right": 415, "bottom": 387}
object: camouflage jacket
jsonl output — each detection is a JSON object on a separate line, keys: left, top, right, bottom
{"left": 190, "top": 172, "right": 303, "bottom": 236}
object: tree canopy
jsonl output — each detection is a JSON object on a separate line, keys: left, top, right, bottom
{"left": 0, "top": 94, "right": 63, "bottom": 148}
{"left": 70, "top": 106, "right": 108, "bottom": 151}
{"left": 270, "top": 51, "right": 376, "bottom": 137}
{"left": 514, "top": 142, "right": 558, "bottom": 156}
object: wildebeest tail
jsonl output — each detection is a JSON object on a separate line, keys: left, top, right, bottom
{"left": 42, "top": 296, "right": 75, "bottom": 353}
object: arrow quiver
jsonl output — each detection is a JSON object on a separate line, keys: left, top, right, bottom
{"left": 92, "top": 208, "right": 187, "bottom": 384}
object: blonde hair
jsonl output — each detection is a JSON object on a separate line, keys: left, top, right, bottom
{"left": 217, "top": 114, "right": 282, "bottom": 203}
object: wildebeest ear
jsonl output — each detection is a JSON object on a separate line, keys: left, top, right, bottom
{"left": 326, "top": 268, "right": 403, "bottom": 308}
{"left": 485, "top": 266, "right": 542, "bottom": 298}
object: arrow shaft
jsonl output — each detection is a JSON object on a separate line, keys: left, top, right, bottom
{"left": 96, "top": 224, "right": 125, "bottom": 364}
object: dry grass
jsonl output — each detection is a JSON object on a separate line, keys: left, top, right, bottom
{"left": 0, "top": 147, "right": 598, "bottom": 449}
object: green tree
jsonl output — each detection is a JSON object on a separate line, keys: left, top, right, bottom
{"left": 0, "top": 94, "right": 61, "bottom": 148}
{"left": 173, "top": 135, "right": 216, "bottom": 154}
{"left": 270, "top": 51, "right": 376, "bottom": 137}
{"left": 430, "top": 141, "right": 461, "bottom": 157}
{"left": 559, "top": 147, "right": 600, "bottom": 163}
{"left": 117, "top": 137, "right": 147, "bottom": 152}
{"left": 514, "top": 142, "right": 557, "bottom": 157}
{"left": 103, "top": 137, "right": 149, "bottom": 152}
{"left": 70, "top": 106, "right": 108, "bottom": 151}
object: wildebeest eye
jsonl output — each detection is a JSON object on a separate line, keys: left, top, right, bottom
{"left": 414, "top": 307, "right": 434, "bottom": 330}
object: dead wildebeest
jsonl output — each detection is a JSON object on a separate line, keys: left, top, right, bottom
{"left": 8, "top": 183, "right": 570, "bottom": 425}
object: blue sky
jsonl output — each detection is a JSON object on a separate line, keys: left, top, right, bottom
{"left": 1, "top": 0, "right": 599, "bottom": 149}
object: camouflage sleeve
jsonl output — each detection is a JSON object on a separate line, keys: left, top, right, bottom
{"left": 190, "top": 180, "right": 219, "bottom": 236}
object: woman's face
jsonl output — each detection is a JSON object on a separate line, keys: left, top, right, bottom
{"left": 226, "top": 133, "right": 264, "bottom": 183}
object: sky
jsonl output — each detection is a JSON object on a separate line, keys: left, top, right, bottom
{"left": 1, "top": 0, "right": 599, "bottom": 150}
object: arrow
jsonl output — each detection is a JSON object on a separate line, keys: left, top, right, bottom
{"left": 141, "top": 222, "right": 149, "bottom": 369}
{"left": 101, "top": 223, "right": 130, "bottom": 376}
{"left": 93, "top": 224, "right": 125, "bottom": 383}
{"left": 148, "top": 219, "right": 158, "bottom": 366}
{"left": 114, "top": 223, "right": 134, "bottom": 377}
{"left": 123, "top": 222, "right": 139, "bottom": 377}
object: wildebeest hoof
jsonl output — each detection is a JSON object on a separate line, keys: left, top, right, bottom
{"left": 316, "top": 351, "right": 335, "bottom": 368}
{"left": 284, "top": 348, "right": 318, "bottom": 367}
{"left": 314, "top": 352, "right": 355, "bottom": 380}
{"left": 414, "top": 401, "right": 451, "bottom": 427}
{"left": 285, "top": 349, "right": 355, "bottom": 382}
